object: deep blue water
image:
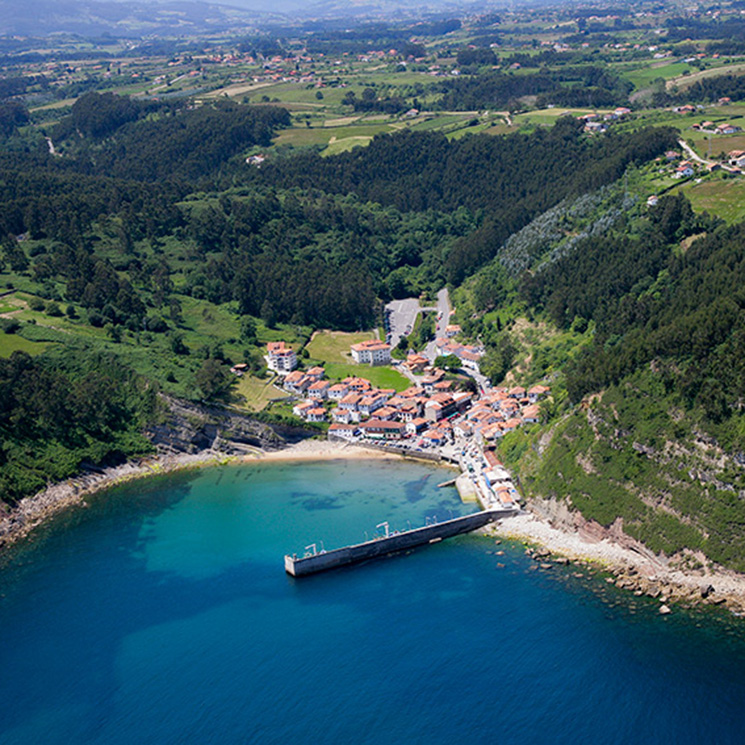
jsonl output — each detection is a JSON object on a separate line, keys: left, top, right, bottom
{"left": 2, "top": 459, "right": 745, "bottom": 745}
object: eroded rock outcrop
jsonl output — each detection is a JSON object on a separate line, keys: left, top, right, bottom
{"left": 147, "top": 395, "right": 314, "bottom": 455}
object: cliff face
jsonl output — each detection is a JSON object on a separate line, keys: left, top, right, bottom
{"left": 147, "top": 396, "right": 314, "bottom": 455}
{"left": 509, "top": 387, "right": 745, "bottom": 575}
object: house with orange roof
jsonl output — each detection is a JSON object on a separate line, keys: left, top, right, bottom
{"left": 308, "top": 380, "right": 331, "bottom": 400}
{"left": 421, "top": 429, "right": 447, "bottom": 447}
{"left": 453, "top": 391, "right": 474, "bottom": 412}
{"left": 728, "top": 150, "right": 745, "bottom": 168}
{"left": 433, "top": 380, "right": 453, "bottom": 392}
{"left": 522, "top": 404, "right": 541, "bottom": 423}
{"left": 496, "top": 487, "right": 516, "bottom": 506}
{"left": 358, "top": 393, "right": 388, "bottom": 417}
{"left": 350, "top": 339, "right": 392, "bottom": 365}
{"left": 374, "top": 406, "right": 399, "bottom": 421}
{"left": 480, "top": 424, "right": 503, "bottom": 442}
{"left": 424, "top": 393, "right": 457, "bottom": 422}
{"left": 339, "top": 393, "right": 363, "bottom": 411}
{"left": 344, "top": 376, "right": 373, "bottom": 392}
{"left": 332, "top": 407, "right": 356, "bottom": 424}
{"left": 527, "top": 385, "right": 550, "bottom": 402}
{"left": 292, "top": 401, "right": 315, "bottom": 418}
{"left": 328, "top": 422, "right": 358, "bottom": 440}
{"left": 328, "top": 382, "right": 350, "bottom": 401}
{"left": 283, "top": 370, "right": 312, "bottom": 394}
{"left": 305, "top": 406, "right": 327, "bottom": 423}
{"left": 502, "top": 418, "right": 521, "bottom": 432}
{"left": 406, "top": 417, "right": 429, "bottom": 435}
{"left": 404, "top": 353, "right": 429, "bottom": 373}
{"left": 484, "top": 450, "right": 502, "bottom": 468}
{"left": 358, "top": 419, "right": 405, "bottom": 440}
{"left": 266, "top": 341, "right": 297, "bottom": 374}
{"left": 398, "top": 401, "right": 422, "bottom": 422}
{"left": 421, "top": 370, "right": 445, "bottom": 393}
{"left": 459, "top": 349, "right": 482, "bottom": 372}
{"left": 454, "top": 420, "right": 473, "bottom": 438}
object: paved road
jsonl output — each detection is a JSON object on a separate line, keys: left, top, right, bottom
{"left": 424, "top": 287, "right": 451, "bottom": 361}
{"left": 677, "top": 138, "right": 739, "bottom": 174}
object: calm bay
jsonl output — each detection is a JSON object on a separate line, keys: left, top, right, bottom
{"left": 1, "top": 459, "right": 745, "bottom": 745}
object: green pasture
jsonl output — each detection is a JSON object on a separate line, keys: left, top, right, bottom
{"left": 306, "top": 330, "right": 376, "bottom": 363}
{"left": 409, "top": 114, "right": 469, "bottom": 131}
{"left": 669, "top": 61, "right": 745, "bottom": 91}
{"left": 274, "top": 121, "right": 396, "bottom": 149}
{"left": 622, "top": 61, "right": 692, "bottom": 90}
{"left": 322, "top": 361, "right": 409, "bottom": 391}
{"left": 0, "top": 334, "right": 48, "bottom": 358}
{"left": 233, "top": 373, "right": 282, "bottom": 411}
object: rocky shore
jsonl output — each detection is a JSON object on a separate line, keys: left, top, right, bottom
{"left": 490, "top": 509, "right": 745, "bottom": 615}
{"left": 0, "top": 436, "right": 401, "bottom": 551}
{"left": 3, "top": 390, "right": 745, "bottom": 617}
{"left": 0, "top": 450, "right": 232, "bottom": 550}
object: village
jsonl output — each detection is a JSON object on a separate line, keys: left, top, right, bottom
{"left": 247, "top": 331, "right": 550, "bottom": 512}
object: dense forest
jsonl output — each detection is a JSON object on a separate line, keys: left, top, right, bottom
{"left": 255, "top": 120, "right": 677, "bottom": 283}
{"left": 461, "top": 190, "right": 745, "bottom": 572}
{"left": 0, "top": 95, "right": 677, "bottom": 334}
{"left": 434, "top": 66, "right": 633, "bottom": 111}
{"left": 0, "top": 348, "right": 156, "bottom": 504}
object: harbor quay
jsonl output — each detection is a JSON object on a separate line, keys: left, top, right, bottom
{"left": 284, "top": 508, "right": 517, "bottom": 577}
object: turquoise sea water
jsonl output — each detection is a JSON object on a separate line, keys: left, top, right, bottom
{"left": 2, "top": 459, "right": 745, "bottom": 745}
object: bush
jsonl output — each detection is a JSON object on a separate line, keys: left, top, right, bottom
{"left": 145, "top": 315, "right": 169, "bottom": 333}
{"left": 0, "top": 318, "right": 20, "bottom": 334}
{"left": 88, "top": 309, "right": 105, "bottom": 327}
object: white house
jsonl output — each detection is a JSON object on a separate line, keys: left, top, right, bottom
{"left": 266, "top": 341, "right": 297, "bottom": 374}
{"left": 350, "top": 340, "right": 391, "bottom": 366}
{"left": 328, "top": 422, "right": 358, "bottom": 440}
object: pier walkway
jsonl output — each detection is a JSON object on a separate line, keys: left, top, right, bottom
{"left": 284, "top": 508, "right": 517, "bottom": 577}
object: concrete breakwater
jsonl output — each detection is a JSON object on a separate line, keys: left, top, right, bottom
{"left": 285, "top": 508, "right": 517, "bottom": 577}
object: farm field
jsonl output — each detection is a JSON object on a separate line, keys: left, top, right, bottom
{"left": 621, "top": 61, "right": 693, "bottom": 90}
{"left": 678, "top": 177, "right": 745, "bottom": 223}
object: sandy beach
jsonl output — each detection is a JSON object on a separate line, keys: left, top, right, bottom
{"left": 244, "top": 438, "right": 403, "bottom": 463}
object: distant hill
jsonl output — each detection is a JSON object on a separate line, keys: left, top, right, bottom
{"left": 0, "top": 0, "right": 282, "bottom": 36}
{"left": 0, "top": 0, "right": 519, "bottom": 37}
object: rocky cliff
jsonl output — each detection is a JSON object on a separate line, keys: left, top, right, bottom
{"left": 147, "top": 395, "right": 317, "bottom": 455}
